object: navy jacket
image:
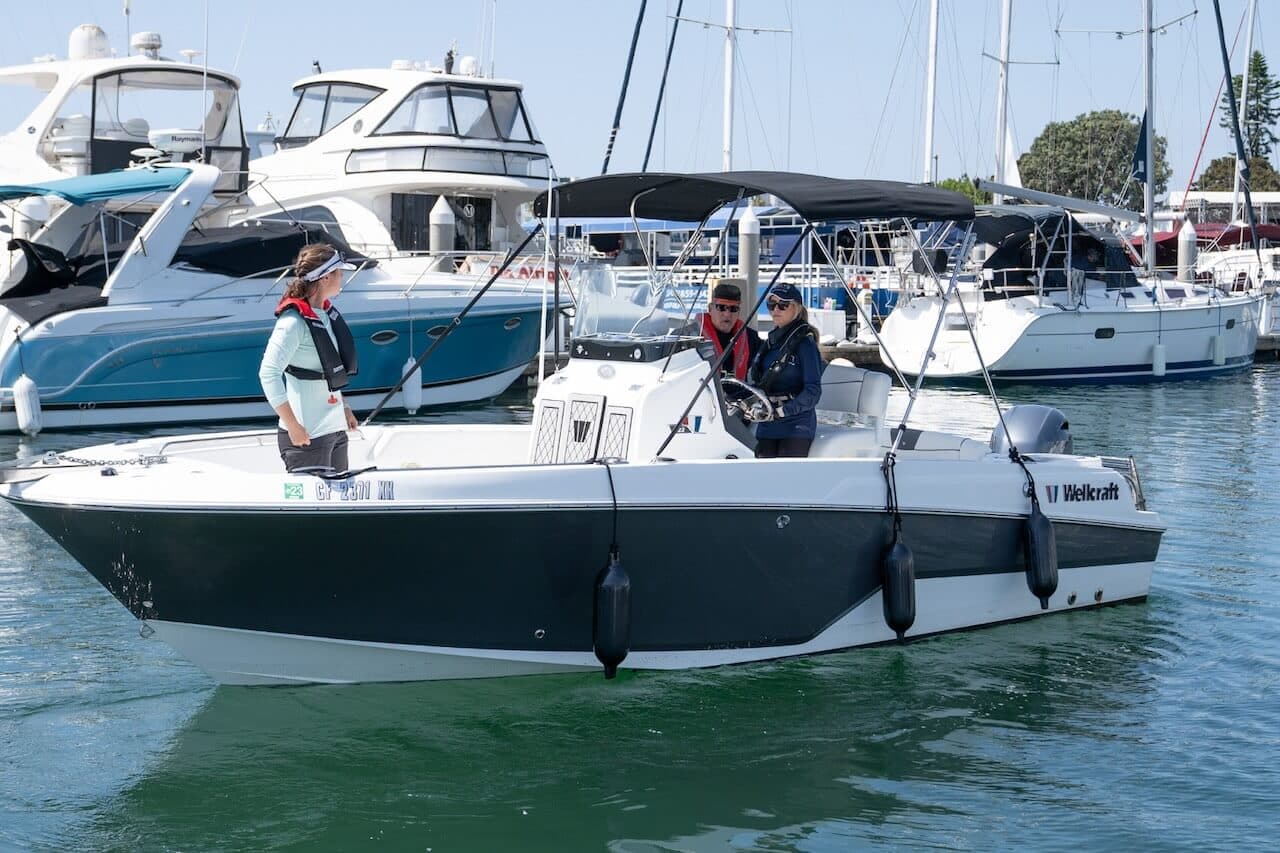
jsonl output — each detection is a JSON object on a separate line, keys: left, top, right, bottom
{"left": 750, "top": 319, "right": 824, "bottom": 440}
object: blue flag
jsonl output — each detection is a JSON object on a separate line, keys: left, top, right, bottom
{"left": 1131, "top": 111, "right": 1148, "bottom": 183}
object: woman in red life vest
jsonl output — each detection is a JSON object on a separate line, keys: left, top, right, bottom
{"left": 699, "top": 282, "right": 761, "bottom": 380}
{"left": 258, "top": 244, "right": 361, "bottom": 473}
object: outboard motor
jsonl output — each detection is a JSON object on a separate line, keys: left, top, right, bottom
{"left": 990, "top": 405, "right": 1072, "bottom": 455}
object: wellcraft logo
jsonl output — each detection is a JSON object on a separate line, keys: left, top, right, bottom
{"left": 1045, "top": 482, "right": 1121, "bottom": 503}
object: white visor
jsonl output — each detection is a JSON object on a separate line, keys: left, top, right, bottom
{"left": 301, "top": 249, "right": 357, "bottom": 282}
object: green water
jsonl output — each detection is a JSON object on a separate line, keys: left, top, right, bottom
{"left": 2, "top": 374, "right": 1278, "bottom": 851}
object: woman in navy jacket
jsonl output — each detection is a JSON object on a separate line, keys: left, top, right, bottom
{"left": 747, "top": 283, "right": 825, "bottom": 458}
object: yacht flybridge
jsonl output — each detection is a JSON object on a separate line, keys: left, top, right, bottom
{"left": 0, "top": 172, "right": 1165, "bottom": 686}
{"left": 236, "top": 61, "right": 556, "bottom": 283}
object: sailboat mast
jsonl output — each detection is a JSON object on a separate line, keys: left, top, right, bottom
{"left": 1143, "top": 0, "right": 1155, "bottom": 275}
{"left": 1231, "top": 0, "right": 1258, "bottom": 222}
{"left": 993, "top": 0, "right": 1012, "bottom": 204}
{"left": 923, "top": 0, "right": 939, "bottom": 182}
{"left": 722, "top": 0, "right": 736, "bottom": 171}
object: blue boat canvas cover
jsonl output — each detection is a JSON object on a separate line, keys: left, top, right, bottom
{"left": 0, "top": 167, "right": 190, "bottom": 206}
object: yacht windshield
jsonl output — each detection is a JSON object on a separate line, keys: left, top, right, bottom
{"left": 279, "top": 82, "right": 381, "bottom": 146}
{"left": 374, "top": 84, "right": 538, "bottom": 142}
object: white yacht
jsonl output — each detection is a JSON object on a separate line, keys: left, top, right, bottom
{"left": 0, "top": 162, "right": 550, "bottom": 433}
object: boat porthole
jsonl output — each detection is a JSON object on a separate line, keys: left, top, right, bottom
{"left": 1094, "top": 589, "right": 1104, "bottom": 603}
{"left": 1094, "top": 327, "right": 1115, "bottom": 339}
{"left": 426, "top": 325, "right": 449, "bottom": 338}
{"left": 370, "top": 330, "right": 399, "bottom": 345}
{"left": 1226, "top": 319, "right": 1236, "bottom": 329}
{"left": 352, "top": 119, "right": 363, "bottom": 133}
{"left": 1067, "top": 592, "right": 1077, "bottom": 606}
{"left": 776, "top": 514, "right": 790, "bottom": 529}
{"left": 534, "top": 628, "right": 546, "bottom": 640}
{"left": 504, "top": 317, "right": 522, "bottom": 331}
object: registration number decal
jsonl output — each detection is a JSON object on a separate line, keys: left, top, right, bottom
{"left": 313, "top": 480, "right": 395, "bottom": 501}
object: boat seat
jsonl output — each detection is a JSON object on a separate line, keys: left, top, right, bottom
{"left": 809, "top": 423, "right": 886, "bottom": 458}
{"left": 817, "top": 361, "right": 890, "bottom": 421}
{"left": 892, "top": 427, "right": 990, "bottom": 460}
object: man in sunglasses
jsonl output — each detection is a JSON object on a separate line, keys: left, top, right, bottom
{"left": 699, "top": 282, "right": 761, "bottom": 381}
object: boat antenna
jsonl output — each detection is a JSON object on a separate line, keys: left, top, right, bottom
{"left": 601, "top": 0, "right": 648, "bottom": 174}
{"left": 642, "top": 0, "right": 683, "bottom": 172}
{"left": 1211, "top": 0, "right": 1263, "bottom": 266}
{"left": 201, "top": 0, "right": 210, "bottom": 161}
{"left": 361, "top": 223, "right": 545, "bottom": 426}
{"left": 653, "top": 224, "right": 813, "bottom": 458}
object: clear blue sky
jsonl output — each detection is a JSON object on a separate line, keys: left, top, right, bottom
{"left": 1, "top": 0, "right": 1273, "bottom": 196}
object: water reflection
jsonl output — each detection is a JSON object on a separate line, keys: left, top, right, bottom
{"left": 80, "top": 608, "right": 1170, "bottom": 852}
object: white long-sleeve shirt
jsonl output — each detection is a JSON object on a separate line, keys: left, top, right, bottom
{"left": 258, "top": 310, "right": 347, "bottom": 438}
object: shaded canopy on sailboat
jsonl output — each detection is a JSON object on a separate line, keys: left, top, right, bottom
{"left": 533, "top": 171, "right": 975, "bottom": 223}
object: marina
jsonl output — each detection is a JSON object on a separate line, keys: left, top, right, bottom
{"left": 2, "top": 0, "right": 1280, "bottom": 850}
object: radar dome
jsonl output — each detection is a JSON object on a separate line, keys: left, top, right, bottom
{"left": 68, "top": 24, "right": 111, "bottom": 61}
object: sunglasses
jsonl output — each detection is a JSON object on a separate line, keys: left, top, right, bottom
{"left": 766, "top": 299, "right": 794, "bottom": 311}
{"left": 711, "top": 302, "right": 740, "bottom": 314}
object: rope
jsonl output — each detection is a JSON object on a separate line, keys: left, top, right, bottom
{"left": 881, "top": 451, "right": 904, "bottom": 538}
{"left": 598, "top": 459, "right": 621, "bottom": 556}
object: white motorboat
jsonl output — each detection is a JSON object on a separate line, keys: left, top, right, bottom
{"left": 0, "top": 172, "right": 1165, "bottom": 685}
{"left": 879, "top": 205, "right": 1262, "bottom": 383}
{"left": 0, "top": 162, "right": 550, "bottom": 433}
{"left": 0, "top": 24, "right": 247, "bottom": 270}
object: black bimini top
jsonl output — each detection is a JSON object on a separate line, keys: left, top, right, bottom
{"left": 533, "top": 171, "right": 975, "bottom": 223}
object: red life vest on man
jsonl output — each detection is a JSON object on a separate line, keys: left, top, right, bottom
{"left": 700, "top": 311, "right": 750, "bottom": 380}
{"left": 274, "top": 297, "right": 358, "bottom": 391}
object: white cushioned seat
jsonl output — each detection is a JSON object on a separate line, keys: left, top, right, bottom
{"left": 817, "top": 361, "right": 891, "bottom": 421}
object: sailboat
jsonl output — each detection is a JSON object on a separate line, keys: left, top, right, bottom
{"left": 878, "top": 0, "right": 1263, "bottom": 384}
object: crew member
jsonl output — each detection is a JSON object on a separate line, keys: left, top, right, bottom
{"left": 700, "top": 282, "right": 761, "bottom": 380}
{"left": 748, "top": 283, "right": 824, "bottom": 458}
{"left": 259, "top": 243, "right": 360, "bottom": 473}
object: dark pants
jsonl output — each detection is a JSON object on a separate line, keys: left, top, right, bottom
{"left": 278, "top": 429, "right": 349, "bottom": 473}
{"left": 755, "top": 437, "right": 813, "bottom": 458}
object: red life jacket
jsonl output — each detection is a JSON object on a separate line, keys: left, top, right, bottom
{"left": 274, "top": 297, "right": 359, "bottom": 391}
{"left": 700, "top": 311, "right": 750, "bottom": 380}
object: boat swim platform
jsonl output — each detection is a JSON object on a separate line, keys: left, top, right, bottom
{"left": 524, "top": 334, "right": 1280, "bottom": 381}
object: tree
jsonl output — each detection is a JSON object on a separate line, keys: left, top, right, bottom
{"left": 1195, "top": 155, "right": 1280, "bottom": 192}
{"left": 1017, "top": 109, "right": 1170, "bottom": 209}
{"left": 937, "top": 176, "right": 991, "bottom": 205}
{"left": 1217, "top": 51, "right": 1280, "bottom": 160}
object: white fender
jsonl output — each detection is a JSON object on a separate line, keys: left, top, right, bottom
{"left": 1211, "top": 334, "right": 1225, "bottom": 366}
{"left": 401, "top": 357, "right": 423, "bottom": 415}
{"left": 1151, "top": 343, "right": 1167, "bottom": 378}
{"left": 14, "top": 374, "right": 42, "bottom": 436}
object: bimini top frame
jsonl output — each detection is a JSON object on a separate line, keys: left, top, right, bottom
{"left": 533, "top": 171, "right": 996, "bottom": 459}
{"left": 533, "top": 170, "right": 975, "bottom": 223}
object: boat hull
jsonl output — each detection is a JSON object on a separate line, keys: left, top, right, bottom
{"left": 7, "top": 496, "right": 1161, "bottom": 685}
{"left": 881, "top": 291, "right": 1261, "bottom": 384}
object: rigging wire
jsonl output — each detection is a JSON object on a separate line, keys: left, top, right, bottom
{"left": 601, "top": 0, "right": 649, "bottom": 175}
{"left": 864, "top": 0, "right": 922, "bottom": 174}
{"left": 1181, "top": 5, "right": 1247, "bottom": 207}
{"left": 642, "top": 0, "right": 684, "bottom": 172}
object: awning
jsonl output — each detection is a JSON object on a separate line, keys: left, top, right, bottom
{"left": 0, "top": 167, "right": 190, "bottom": 206}
{"left": 533, "top": 171, "right": 974, "bottom": 223}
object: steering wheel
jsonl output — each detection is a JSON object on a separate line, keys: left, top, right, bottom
{"left": 719, "top": 376, "right": 773, "bottom": 419}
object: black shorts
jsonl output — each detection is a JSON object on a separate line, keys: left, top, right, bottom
{"left": 277, "top": 429, "right": 349, "bottom": 473}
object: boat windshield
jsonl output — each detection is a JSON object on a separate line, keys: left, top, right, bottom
{"left": 571, "top": 263, "right": 672, "bottom": 337}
